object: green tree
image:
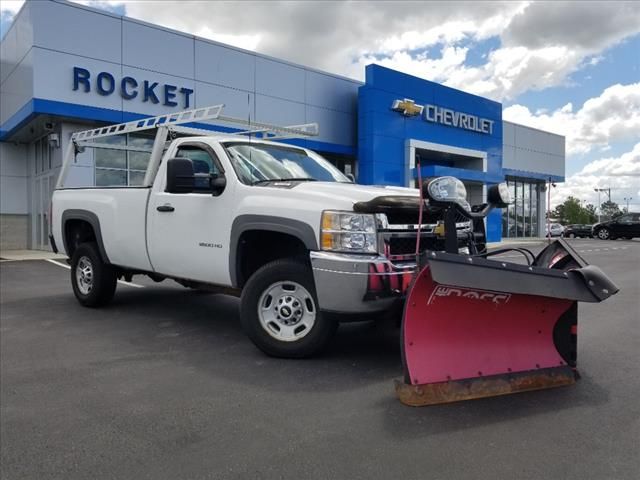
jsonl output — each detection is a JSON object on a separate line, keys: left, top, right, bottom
{"left": 552, "top": 196, "right": 593, "bottom": 224}
{"left": 551, "top": 197, "right": 598, "bottom": 225}
{"left": 600, "top": 200, "right": 622, "bottom": 220}
{"left": 584, "top": 204, "right": 598, "bottom": 223}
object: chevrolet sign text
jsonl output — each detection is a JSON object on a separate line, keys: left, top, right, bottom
{"left": 423, "top": 104, "right": 494, "bottom": 135}
{"left": 391, "top": 98, "right": 494, "bottom": 135}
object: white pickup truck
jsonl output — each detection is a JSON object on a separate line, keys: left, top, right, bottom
{"left": 51, "top": 105, "right": 473, "bottom": 357}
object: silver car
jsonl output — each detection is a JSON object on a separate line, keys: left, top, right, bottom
{"left": 545, "top": 223, "right": 564, "bottom": 237}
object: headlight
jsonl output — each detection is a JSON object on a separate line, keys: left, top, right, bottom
{"left": 321, "top": 211, "right": 377, "bottom": 253}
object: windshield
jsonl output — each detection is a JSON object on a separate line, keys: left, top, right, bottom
{"left": 222, "top": 142, "right": 350, "bottom": 185}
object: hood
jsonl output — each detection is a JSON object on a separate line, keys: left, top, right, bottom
{"left": 238, "top": 181, "right": 421, "bottom": 219}
{"left": 265, "top": 181, "right": 419, "bottom": 208}
{"left": 294, "top": 182, "right": 418, "bottom": 201}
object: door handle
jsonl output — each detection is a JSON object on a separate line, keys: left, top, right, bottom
{"left": 157, "top": 204, "right": 175, "bottom": 212}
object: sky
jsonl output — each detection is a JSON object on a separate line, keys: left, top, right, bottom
{"left": 1, "top": 0, "right": 639, "bottom": 209}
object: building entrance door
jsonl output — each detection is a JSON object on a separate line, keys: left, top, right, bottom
{"left": 32, "top": 173, "right": 56, "bottom": 251}
{"left": 30, "top": 136, "right": 57, "bottom": 251}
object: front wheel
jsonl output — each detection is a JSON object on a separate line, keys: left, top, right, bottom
{"left": 568, "top": 233, "right": 576, "bottom": 238}
{"left": 71, "top": 242, "right": 117, "bottom": 307}
{"left": 240, "top": 259, "right": 337, "bottom": 358}
{"left": 596, "top": 228, "right": 611, "bottom": 240}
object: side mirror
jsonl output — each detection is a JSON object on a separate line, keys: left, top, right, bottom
{"left": 346, "top": 173, "right": 355, "bottom": 183}
{"left": 166, "top": 158, "right": 195, "bottom": 194}
{"left": 488, "top": 182, "right": 511, "bottom": 208}
{"left": 210, "top": 174, "right": 227, "bottom": 196}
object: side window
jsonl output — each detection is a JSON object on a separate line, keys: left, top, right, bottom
{"left": 618, "top": 214, "right": 632, "bottom": 223}
{"left": 175, "top": 146, "right": 220, "bottom": 191}
{"left": 632, "top": 214, "right": 640, "bottom": 223}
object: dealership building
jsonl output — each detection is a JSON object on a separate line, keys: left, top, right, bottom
{"left": 0, "top": 0, "right": 565, "bottom": 250}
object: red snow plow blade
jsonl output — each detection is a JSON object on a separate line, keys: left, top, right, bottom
{"left": 396, "top": 239, "right": 618, "bottom": 406}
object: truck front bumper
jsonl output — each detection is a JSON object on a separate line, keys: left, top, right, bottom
{"left": 310, "top": 251, "right": 416, "bottom": 314}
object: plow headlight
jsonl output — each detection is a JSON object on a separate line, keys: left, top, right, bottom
{"left": 488, "top": 182, "right": 511, "bottom": 208}
{"left": 424, "top": 176, "right": 470, "bottom": 211}
{"left": 321, "top": 211, "right": 377, "bottom": 253}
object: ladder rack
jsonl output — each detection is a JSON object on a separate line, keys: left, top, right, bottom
{"left": 70, "top": 104, "right": 318, "bottom": 143}
{"left": 57, "top": 104, "right": 319, "bottom": 189}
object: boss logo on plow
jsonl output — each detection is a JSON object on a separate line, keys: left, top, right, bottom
{"left": 428, "top": 286, "right": 511, "bottom": 305}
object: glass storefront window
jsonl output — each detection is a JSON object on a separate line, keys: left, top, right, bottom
{"left": 523, "top": 182, "right": 531, "bottom": 236}
{"left": 503, "top": 178, "right": 542, "bottom": 238}
{"left": 128, "top": 170, "right": 146, "bottom": 186}
{"left": 94, "top": 134, "right": 153, "bottom": 186}
{"left": 531, "top": 184, "right": 538, "bottom": 236}
{"left": 129, "top": 151, "right": 151, "bottom": 170}
{"left": 96, "top": 149, "right": 126, "bottom": 169}
{"left": 502, "top": 200, "right": 509, "bottom": 238}
{"left": 96, "top": 169, "right": 127, "bottom": 186}
{"left": 508, "top": 181, "right": 516, "bottom": 238}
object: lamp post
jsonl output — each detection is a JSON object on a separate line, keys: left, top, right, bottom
{"left": 594, "top": 188, "right": 610, "bottom": 222}
{"left": 624, "top": 197, "right": 633, "bottom": 212}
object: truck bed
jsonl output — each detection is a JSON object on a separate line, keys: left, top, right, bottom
{"left": 51, "top": 188, "right": 153, "bottom": 271}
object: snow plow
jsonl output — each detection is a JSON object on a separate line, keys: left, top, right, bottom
{"left": 395, "top": 177, "right": 619, "bottom": 406}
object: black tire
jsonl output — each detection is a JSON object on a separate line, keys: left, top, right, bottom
{"left": 568, "top": 233, "right": 576, "bottom": 238}
{"left": 240, "top": 258, "right": 337, "bottom": 358}
{"left": 595, "top": 228, "right": 611, "bottom": 240}
{"left": 70, "top": 242, "right": 117, "bottom": 307}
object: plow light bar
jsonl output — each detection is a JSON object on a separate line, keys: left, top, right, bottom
{"left": 424, "top": 176, "right": 470, "bottom": 211}
{"left": 488, "top": 182, "right": 512, "bottom": 208}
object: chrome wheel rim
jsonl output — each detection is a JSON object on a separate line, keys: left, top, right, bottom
{"left": 598, "top": 229, "right": 609, "bottom": 239}
{"left": 258, "top": 281, "right": 316, "bottom": 342}
{"left": 76, "top": 256, "right": 94, "bottom": 295}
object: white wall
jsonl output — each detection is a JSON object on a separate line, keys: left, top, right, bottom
{"left": 0, "top": 142, "right": 28, "bottom": 214}
{"left": 503, "top": 121, "right": 565, "bottom": 178}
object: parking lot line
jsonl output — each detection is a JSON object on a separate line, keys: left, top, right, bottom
{"left": 45, "top": 259, "right": 145, "bottom": 289}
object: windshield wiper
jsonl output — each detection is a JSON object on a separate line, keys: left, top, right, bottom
{"left": 252, "top": 178, "right": 318, "bottom": 185}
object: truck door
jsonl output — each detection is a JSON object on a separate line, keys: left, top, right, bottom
{"left": 147, "top": 143, "right": 234, "bottom": 285}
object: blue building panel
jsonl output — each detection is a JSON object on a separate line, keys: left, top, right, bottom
{"left": 358, "top": 65, "right": 504, "bottom": 240}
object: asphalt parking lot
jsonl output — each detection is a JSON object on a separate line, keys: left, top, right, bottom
{"left": 1, "top": 239, "right": 639, "bottom": 480}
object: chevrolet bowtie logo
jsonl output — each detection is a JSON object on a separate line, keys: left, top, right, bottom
{"left": 391, "top": 98, "right": 424, "bottom": 116}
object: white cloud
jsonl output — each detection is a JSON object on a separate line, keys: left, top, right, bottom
{"left": 0, "top": 1, "right": 24, "bottom": 16}
{"left": 3, "top": 1, "right": 636, "bottom": 103}
{"left": 551, "top": 143, "right": 640, "bottom": 207}
{"left": 504, "top": 82, "right": 640, "bottom": 155}
{"left": 112, "top": 1, "right": 639, "bottom": 102}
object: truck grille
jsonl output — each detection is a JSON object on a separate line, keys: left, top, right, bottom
{"left": 381, "top": 219, "right": 472, "bottom": 258}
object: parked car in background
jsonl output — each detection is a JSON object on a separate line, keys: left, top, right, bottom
{"left": 592, "top": 213, "right": 640, "bottom": 240}
{"left": 563, "top": 224, "right": 593, "bottom": 238}
{"left": 545, "top": 223, "right": 564, "bottom": 237}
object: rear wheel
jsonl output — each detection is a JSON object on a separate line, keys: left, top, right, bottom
{"left": 71, "top": 242, "right": 117, "bottom": 307}
{"left": 240, "top": 258, "right": 337, "bottom": 358}
{"left": 596, "top": 228, "right": 611, "bottom": 240}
